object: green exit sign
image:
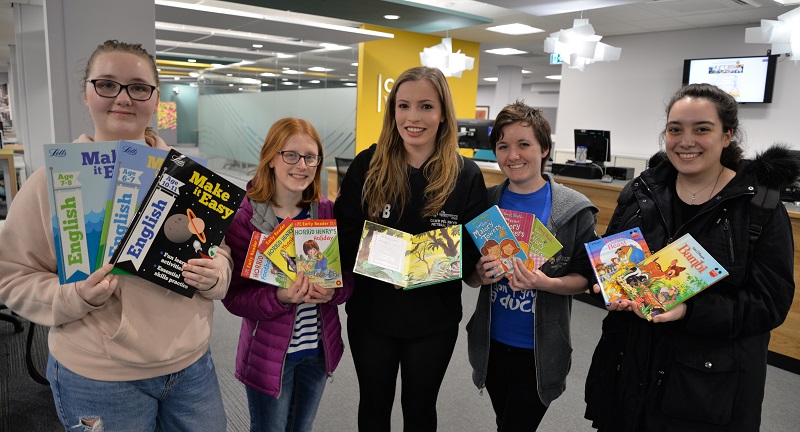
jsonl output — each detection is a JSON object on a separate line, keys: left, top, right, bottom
{"left": 549, "top": 53, "right": 563, "bottom": 65}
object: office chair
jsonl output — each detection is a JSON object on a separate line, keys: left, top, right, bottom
{"left": 335, "top": 157, "right": 353, "bottom": 187}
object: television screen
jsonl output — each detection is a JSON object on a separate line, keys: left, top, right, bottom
{"left": 457, "top": 118, "right": 493, "bottom": 150}
{"left": 682, "top": 55, "right": 778, "bottom": 103}
{"left": 574, "top": 129, "right": 611, "bottom": 164}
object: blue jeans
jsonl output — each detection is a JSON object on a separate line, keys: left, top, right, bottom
{"left": 47, "top": 350, "right": 226, "bottom": 432}
{"left": 246, "top": 353, "right": 327, "bottom": 432}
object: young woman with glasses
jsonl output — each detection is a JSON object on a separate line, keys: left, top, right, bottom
{"left": 334, "top": 66, "right": 488, "bottom": 431}
{"left": 223, "top": 117, "right": 353, "bottom": 432}
{"left": 0, "top": 40, "right": 231, "bottom": 431}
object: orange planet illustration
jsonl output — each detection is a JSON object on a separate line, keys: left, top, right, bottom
{"left": 186, "top": 208, "right": 207, "bottom": 243}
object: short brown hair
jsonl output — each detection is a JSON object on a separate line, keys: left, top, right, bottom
{"left": 491, "top": 100, "right": 552, "bottom": 173}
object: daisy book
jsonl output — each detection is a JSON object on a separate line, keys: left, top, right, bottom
{"left": 294, "top": 219, "right": 343, "bottom": 288}
{"left": 584, "top": 227, "right": 651, "bottom": 303}
{"left": 466, "top": 205, "right": 529, "bottom": 278}
{"left": 353, "top": 221, "right": 462, "bottom": 289}
{"left": 257, "top": 217, "right": 298, "bottom": 283}
{"left": 110, "top": 149, "right": 245, "bottom": 298}
{"left": 242, "top": 231, "right": 290, "bottom": 288}
{"left": 616, "top": 233, "right": 728, "bottom": 321}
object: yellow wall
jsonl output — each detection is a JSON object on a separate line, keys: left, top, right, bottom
{"left": 355, "top": 24, "right": 480, "bottom": 154}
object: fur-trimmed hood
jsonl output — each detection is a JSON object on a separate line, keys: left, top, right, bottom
{"left": 744, "top": 144, "right": 800, "bottom": 189}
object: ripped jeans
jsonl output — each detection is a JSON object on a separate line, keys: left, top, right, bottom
{"left": 47, "top": 350, "right": 226, "bottom": 432}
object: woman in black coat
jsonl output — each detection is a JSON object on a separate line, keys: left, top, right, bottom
{"left": 583, "top": 83, "right": 797, "bottom": 432}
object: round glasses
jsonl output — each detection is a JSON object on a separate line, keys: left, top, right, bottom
{"left": 277, "top": 151, "right": 322, "bottom": 167}
{"left": 86, "top": 79, "right": 158, "bottom": 101}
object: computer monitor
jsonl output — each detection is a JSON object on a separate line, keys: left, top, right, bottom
{"left": 457, "top": 118, "right": 494, "bottom": 151}
{"left": 574, "top": 129, "right": 611, "bottom": 165}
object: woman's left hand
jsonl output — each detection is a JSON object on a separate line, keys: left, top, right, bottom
{"left": 304, "top": 283, "right": 335, "bottom": 304}
{"left": 651, "top": 303, "right": 687, "bottom": 323}
{"left": 508, "top": 257, "right": 540, "bottom": 291}
{"left": 182, "top": 258, "right": 221, "bottom": 291}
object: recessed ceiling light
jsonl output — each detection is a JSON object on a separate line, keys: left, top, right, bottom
{"left": 238, "top": 88, "right": 243, "bottom": 91}
{"left": 187, "top": 59, "right": 196, "bottom": 63}
{"left": 173, "top": 77, "right": 180, "bottom": 80}
{"left": 309, "top": 80, "right": 321, "bottom": 84}
{"left": 228, "top": 83, "right": 234, "bottom": 86}
{"left": 384, "top": 15, "right": 399, "bottom": 20}
{"left": 344, "top": 83, "right": 357, "bottom": 87}
{"left": 276, "top": 53, "right": 294, "bottom": 59}
{"left": 282, "top": 78, "right": 288, "bottom": 81}
{"left": 282, "top": 81, "right": 295, "bottom": 85}
{"left": 156, "top": 68, "right": 161, "bottom": 72}
{"left": 226, "top": 73, "right": 233, "bottom": 77}
{"left": 260, "top": 72, "right": 277, "bottom": 77}
{"left": 252, "top": 44, "right": 263, "bottom": 48}
{"left": 351, "top": 62, "right": 358, "bottom": 67}
{"left": 189, "top": 72, "right": 200, "bottom": 78}
{"left": 320, "top": 43, "right": 349, "bottom": 51}
{"left": 348, "top": 73, "right": 356, "bottom": 77}
{"left": 483, "top": 77, "right": 498, "bottom": 82}
{"left": 261, "top": 83, "right": 269, "bottom": 87}
{"left": 546, "top": 75, "right": 562, "bottom": 80}
{"left": 522, "top": 70, "right": 531, "bottom": 74}
{"left": 486, "top": 23, "right": 544, "bottom": 35}
{"left": 485, "top": 48, "right": 528, "bottom": 56}
{"left": 308, "top": 67, "right": 333, "bottom": 72}
{"left": 284, "top": 70, "right": 300, "bottom": 74}
{"left": 211, "top": 63, "right": 223, "bottom": 68}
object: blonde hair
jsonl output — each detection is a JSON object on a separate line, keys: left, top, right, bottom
{"left": 248, "top": 118, "right": 323, "bottom": 207}
{"left": 362, "top": 67, "right": 461, "bottom": 220}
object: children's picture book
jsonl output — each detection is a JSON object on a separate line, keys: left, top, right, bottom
{"left": 528, "top": 218, "right": 563, "bottom": 269}
{"left": 241, "top": 231, "right": 290, "bottom": 288}
{"left": 616, "top": 233, "right": 729, "bottom": 321}
{"left": 584, "top": 227, "right": 651, "bottom": 303}
{"left": 110, "top": 149, "right": 245, "bottom": 298}
{"left": 294, "top": 220, "right": 343, "bottom": 288}
{"left": 44, "top": 141, "right": 120, "bottom": 284}
{"left": 97, "top": 141, "right": 207, "bottom": 268}
{"left": 257, "top": 217, "right": 297, "bottom": 283}
{"left": 353, "top": 221, "right": 462, "bottom": 289}
{"left": 466, "top": 205, "right": 529, "bottom": 278}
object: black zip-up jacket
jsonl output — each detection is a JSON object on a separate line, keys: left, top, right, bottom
{"left": 584, "top": 146, "right": 797, "bottom": 432}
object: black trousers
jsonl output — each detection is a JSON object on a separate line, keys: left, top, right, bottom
{"left": 347, "top": 319, "right": 459, "bottom": 432}
{"left": 485, "top": 339, "right": 549, "bottom": 431}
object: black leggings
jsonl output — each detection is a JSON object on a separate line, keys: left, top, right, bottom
{"left": 347, "top": 320, "right": 459, "bottom": 432}
{"left": 485, "top": 339, "right": 549, "bottom": 431}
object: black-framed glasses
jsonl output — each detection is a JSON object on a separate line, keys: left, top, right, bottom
{"left": 278, "top": 151, "right": 322, "bottom": 167}
{"left": 86, "top": 79, "right": 158, "bottom": 101}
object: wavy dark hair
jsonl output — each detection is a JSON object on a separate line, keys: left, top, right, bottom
{"left": 490, "top": 100, "right": 552, "bottom": 173}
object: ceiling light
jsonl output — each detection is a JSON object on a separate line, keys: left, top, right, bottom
{"left": 229, "top": 83, "right": 234, "bottom": 87}
{"left": 546, "top": 75, "right": 562, "bottom": 80}
{"left": 284, "top": 70, "right": 301, "bottom": 74}
{"left": 189, "top": 72, "right": 200, "bottom": 78}
{"left": 544, "top": 18, "right": 622, "bottom": 71}
{"left": 351, "top": 62, "right": 358, "bottom": 67}
{"left": 187, "top": 59, "right": 196, "bottom": 63}
{"left": 276, "top": 53, "right": 294, "bottom": 59}
{"left": 745, "top": 6, "right": 800, "bottom": 61}
{"left": 260, "top": 72, "right": 277, "bottom": 77}
{"left": 486, "top": 23, "right": 544, "bottom": 35}
{"left": 261, "top": 83, "right": 269, "bottom": 87}
{"left": 282, "top": 81, "right": 295, "bottom": 85}
{"left": 522, "top": 70, "right": 531, "bottom": 74}
{"left": 252, "top": 44, "right": 263, "bottom": 48}
{"left": 384, "top": 15, "right": 400, "bottom": 20}
{"left": 211, "top": 64, "right": 223, "bottom": 68}
{"left": 483, "top": 77, "right": 498, "bottom": 82}
{"left": 238, "top": 88, "right": 243, "bottom": 91}
{"left": 344, "top": 83, "right": 357, "bottom": 87}
{"left": 320, "top": 43, "right": 350, "bottom": 51}
{"left": 420, "top": 37, "right": 475, "bottom": 78}
{"left": 773, "top": 1, "right": 800, "bottom": 5}
{"left": 308, "top": 67, "right": 333, "bottom": 72}
{"left": 226, "top": 73, "right": 233, "bottom": 77}
{"left": 485, "top": 48, "right": 528, "bottom": 56}
{"left": 309, "top": 80, "right": 321, "bottom": 84}
{"left": 156, "top": 68, "right": 161, "bottom": 72}
{"left": 173, "top": 77, "right": 180, "bottom": 80}
{"left": 190, "top": 83, "right": 198, "bottom": 87}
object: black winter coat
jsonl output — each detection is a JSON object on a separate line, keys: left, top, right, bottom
{"left": 584, "top": 147, "right": 797, "bottom": 432}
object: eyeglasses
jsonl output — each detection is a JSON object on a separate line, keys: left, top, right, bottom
{"left": 277, "top": 151, "right": 322, "bottom": 167}
{"left": 86, "top": 79, "right": 158, "bottom": 101}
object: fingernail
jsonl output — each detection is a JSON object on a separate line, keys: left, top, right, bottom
{"left": 605, "top": 302, "right": 611, "bottom": 306}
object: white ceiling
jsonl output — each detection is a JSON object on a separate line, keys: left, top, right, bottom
{"left": 0, "top": 0, "right": 795, "bottom": 87}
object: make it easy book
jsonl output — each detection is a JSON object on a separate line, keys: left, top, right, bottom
{"left": 500, "top": 209, "right": 563, "bottom": 270}
{"left": 466, "top": 205, "right": 529, "bottom": 278}
{"left": 257, "top": 217, "right": 297, "bottom": 283}
{"left": 354, "top": 221, "right": 462, "bottom": 289}
{"left": 585, "top": 227, "right": 651, "bottom": 303}
{"left": 110, "top": 149, "right": 245, "bottom": 298}
{"left": 97, "top": 141, "right": 207, "bottom": 268}
{"left": 616, "top": 233, "right": 728, "bottom": 321}
{"left": 294, "top": 220, "right": 343, "bottom": 288}
{"left": 45, "top": 141, "right": 119, "bottom": 284}
{"left": 241, "top": 231, "right": 290, "bottom": 288}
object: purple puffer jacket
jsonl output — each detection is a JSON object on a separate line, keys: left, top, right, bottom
{"left": 222, "top": 192, "right": 353, "bottom": 397}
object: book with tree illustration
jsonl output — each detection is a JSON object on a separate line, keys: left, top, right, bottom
{"left": 44, "top": 141, "right": 120, "bottom": 284}
{"left": 353, "top": 221, "right": 462, "bottom": 289}
{"left": 110, "top": 149, "right": 245, "bottom": 298}
{"left": 294, "top": 219, "right": 343, "bottom": 288}
{"left": 257, "top": 217, "right": 297, "bottom": 283}
{"left": 466, "top": 205, "right": 529, "bottom": 278}
{"left": 616, "top": 233, "right": 728, "bottom": 321}
{"left": 585, "top": 227, "right": 651, "bottom": 303}
{"left": 241, "top": 231, "right": 290, "bottom": 288}
{"left": 500, "top": 209, "right": 563, "bottom": 270}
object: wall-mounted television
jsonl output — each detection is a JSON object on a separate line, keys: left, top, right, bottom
{"left": 682, "top": 55, "right": 778, "bottom": 103}
{"left": 574, "top": 129, "right": 611, "bottom": 165}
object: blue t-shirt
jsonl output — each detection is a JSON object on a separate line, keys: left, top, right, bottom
{"left": 490, "top": 182, "right": 552, "bottom": 349}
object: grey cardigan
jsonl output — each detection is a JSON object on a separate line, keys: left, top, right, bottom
{"left": 466, "top": 174, "right": 598, "bottom": 406}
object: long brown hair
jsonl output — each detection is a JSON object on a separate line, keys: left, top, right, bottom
{"left": 83, "top": 40, "right": 159, "bottom": 90}
{"left": 248, "top": 118, "right": 323, "bottom": 207}
{"left": 362, "top": 66, "right": 461, "bottom": 220}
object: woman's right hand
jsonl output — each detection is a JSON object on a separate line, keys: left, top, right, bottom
{"left": 592, "top": 283, "right": 636, "bottom": 312}
{"left": 76, "top": 264, "right": 118, "bottom": 306}
{"left": 475, "top": 255, "right": 505, "bottom": 285}
{"left": 277, "top": 272, "right": 311, "bottom": 304}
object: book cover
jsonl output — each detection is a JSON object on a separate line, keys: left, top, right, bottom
{"left": 294, "top": 219, "right": 343, "bottom": 288}
{"left": 97, "top": 141, "right": 207, "bottom": 268}
{"left": 465, "top": 205, "right": 529, "bottom": 278}
{"left": 528, "top": 218, "right": 563, "bottom": 269}
{"left": 354, "top": 221, "right": 462, "bottom": 289}
{"left": 500, "top": 209, "right": 534, "bottom": 247}
{"left": 616, "top": 233, "right": 729, "bottom": 321}
{"left": 584, "top": 227, "right": 651, "bottom": 303}
{"left": 110, "top": 149, "right": 245, "bottom": 298}
{"left": 257, "top": 217, "right": 297, "bottom": 283}
{"left": 44, "top": 141, "right": 119, "bottom": 284}
{"left": 241, "top": 231, "right": 290, "bottom": 288}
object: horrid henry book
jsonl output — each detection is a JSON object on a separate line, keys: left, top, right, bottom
{"left": 294, "top": 220, "right": 343, "bottom": 288}
{"left": 584, "top": 227, "right": 651, "bottom": 303}
{"left": 44, "top": 141, "right": 120, "bottom": 284}
{"left": 353, "top": 221, "right": 462, "bottom": 289}
{"left": 242, "top": 231, "right": 290, "bottom": 288}
{"left": 616, "top": 233, "right": 729, "bottom": 321}
{"left": 110, "top": 149, "right": 245, "bottom": 298}
{"left": 257, "top": 217, "right": 297, "bottom": 283}
{"left": 466, "top": 205, "right": 530, "bottom": 278}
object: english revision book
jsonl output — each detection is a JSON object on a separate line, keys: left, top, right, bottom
{"left": 45, "top": 141, "right": 120, "bottom": 284}
{"left": 110, "top": 149, "right": 245, "bottom": 297}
